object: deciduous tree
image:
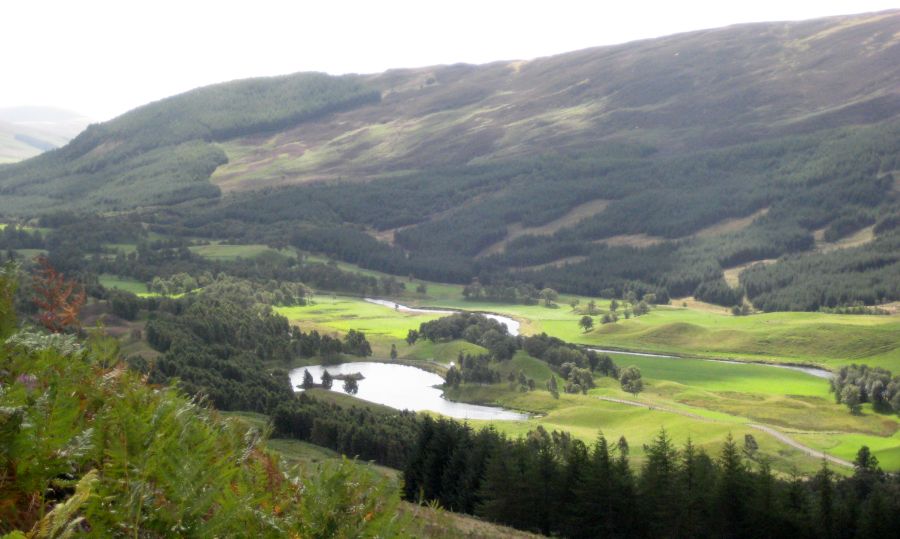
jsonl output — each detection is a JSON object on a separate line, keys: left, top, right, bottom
{"left": 620, "top": 366, "right": 644, "bottom": 396}
{"left": 579, "top": 315, "right": 594, "bottom": 332}
{"left": 32, "top": 256, "right": 85, "bottom": 333}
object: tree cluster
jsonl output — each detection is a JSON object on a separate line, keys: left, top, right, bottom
{"left": 403, "top": 419, "right": 900, "bottom": 538}
{"left": 416, "top": 313, "right": 517, "bottom": 360}
{"left": 272, "top": 393, "right": 419, "bottom": 469}
{"left": 831, "top": 364, "right": 900, "bottom": 415}
{"left": 446, "top": 353, "right": 502, "bottom": 387}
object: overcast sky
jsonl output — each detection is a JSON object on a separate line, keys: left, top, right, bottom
{"left": 2, "top": 0, "right": 897, "bottom": 121}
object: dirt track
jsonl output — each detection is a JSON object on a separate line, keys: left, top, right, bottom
{"left": 596, "top": 396, "right": 853, "bottom": 467}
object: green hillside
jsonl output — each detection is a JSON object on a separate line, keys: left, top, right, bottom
{"left": 1, "top": 11, "right": 899, "bottom": 311}
{"left": 0, "top": 73, "right": 378, "bottom": 212}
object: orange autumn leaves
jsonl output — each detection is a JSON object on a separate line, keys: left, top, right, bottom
{"left": 32, "top": 256, "right": 85, "bottom": 333}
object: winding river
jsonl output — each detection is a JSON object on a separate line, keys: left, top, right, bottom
{"left": 290, "top": 362, "right": 528, "bottom": 420}
{"left": 293, "top": 298, "right": 832, "bottom": 419}
{"left": 365, "top": 298, "right": 832, "bottom": 380}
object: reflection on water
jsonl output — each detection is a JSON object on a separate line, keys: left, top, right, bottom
{"left": 290, "top": 362, "right": 529, "bottom": 420}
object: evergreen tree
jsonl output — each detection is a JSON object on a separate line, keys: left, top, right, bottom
{"left": 675, "top": 437, "right": 716, "bottom": 538}
{"left": 558, "top": 438, "right": 590, "bottom": 538}
{"left": 743, "top": 433, "right": 759, "bottom": 460}
{"left": 301, "top": 368, "right": 314, "bottom": 389}
{"left": 478, "top": 442, "right": 520, "bottom": 525}
{"left": 639, "top": 428, "right": 680, "bottom": 537}
{"left": 716, "top": 433, "right": 749, "bottom": 538}
{"left": 343, "top": 377, "right": 359, "bottom": 394}
{"left": 571, "top": 434, "right": 615, "bottom": 538}
{"left": 812, "top": 460, "right": 836, "bottom": 539}
{"left": 390, "top": 343, "right": 398, "bottom": 359}
{"left": 321, "top": 369, "right": 333, "bottom": 390}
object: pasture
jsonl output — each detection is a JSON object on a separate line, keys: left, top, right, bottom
{"left": 277, "top": 295, "right": 900, "bottom": 471}
{"left": 413, "top": 296, "right": 900, "bottom": 370}
{"left": 188, "top": 242, "right": 285, "bottom": 261}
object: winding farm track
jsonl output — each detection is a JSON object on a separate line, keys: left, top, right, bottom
{"left": 596, "top": 396, "right": 853, "bottom": 467}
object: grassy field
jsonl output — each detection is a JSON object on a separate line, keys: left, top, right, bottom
{"left": 188, "top": 242, "right": 287, "bottom": 261}
{"left": 409, "top": 296, "right": 900, "bottom": 370}
{"left": 276, "top": 296, "right": 445, "bottom": 340}
{"left": 456, "top": 384, "right": 832, "bottom": 475}
{"left": 98, "top": 274, "right": 152, "bottom": 295}
{"left": 102, "top": 250, "right": 900, "bottom": 473}
{"left": 275, "top": 294, "right": 900, "bottom": 472}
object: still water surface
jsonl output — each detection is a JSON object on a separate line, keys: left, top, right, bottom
{"left": 290, "top": 361, "right": 529, "bottom": 420}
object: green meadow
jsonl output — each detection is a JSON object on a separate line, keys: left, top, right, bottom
{"left": 98, "top": 274, "right": 152, "bottom": 295}
{"left": 461, "top": 388, "right": 830, "bottom": 475}
{"left": 188, "top": 242, "right": 286, "bottom": 261}
{"left": 413, "top": 296, "right": 900, "bottom": 370}
{"left": 94, "top": 258, "right": 900, "bottom": 473}
{"left": 275, "top": 296, "right": 445, "bottom": 340}
{"left": 276, "top": 293, "right": 900, "bottom": 472}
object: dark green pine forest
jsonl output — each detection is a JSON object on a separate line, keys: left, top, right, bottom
{"left": 2, "top": 11, "right": 899, "bottom": 311}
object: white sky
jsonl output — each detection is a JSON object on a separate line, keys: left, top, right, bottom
{"left": 2, "top": 0, "right": 897, "bottom": 121}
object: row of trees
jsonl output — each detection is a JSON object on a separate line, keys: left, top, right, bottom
{"left": 272, "top": 393, "right": 418, "bottom": 469}
{"left": 403, "top": 418, "right": 899, "bottom": 538}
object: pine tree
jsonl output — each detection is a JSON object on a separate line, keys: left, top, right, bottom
{"left": 301, "top": 369, "right": 314, "bottom": 389}
{"left": 571, "top": 434, "right": 615, "bottom": 538}
{"left": 640, "top": 428, "right": 680, "bottom": 536}
{"left": 716, "top": 433, "right": 749, "bottom": 538}
{"left": 675, "top": 437, "right": 715, "bottom": 538}
{"left": 321, "top": 369, "right": 333, "bottom": 390}
{"left": 558, "top": 439, "right": 590, "bottom": 538}
{"left": 813, "top": 460, "right": 836, "bottom": 539}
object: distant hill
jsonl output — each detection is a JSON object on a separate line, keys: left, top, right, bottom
{"left": 0, "top": 106, "right": 90, "bottom": 163}
{"left": 1, "top": 10, "right": 898, "bottom": 310}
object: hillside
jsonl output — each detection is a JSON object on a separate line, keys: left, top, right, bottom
{"left": 1, "top": 10, "right": 899, "bottom": 310}
{"left": 0, "top": 106, "right": 89, "bottom": 163}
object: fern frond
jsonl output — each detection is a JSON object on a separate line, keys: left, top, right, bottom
{"left": 28, "top": 469, "right": 97, "bottom": 539}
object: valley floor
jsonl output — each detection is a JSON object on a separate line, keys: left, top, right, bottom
{"left": 275, "top": 292, "right": 900, "bottom": 474}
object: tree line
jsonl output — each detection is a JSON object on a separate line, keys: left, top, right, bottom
{"left": 403, "top": 418, "right": 900, "bottom": 538}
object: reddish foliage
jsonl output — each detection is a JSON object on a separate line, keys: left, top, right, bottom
{"left": 32, "top": 256, "right": 86, "bottom": 333}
